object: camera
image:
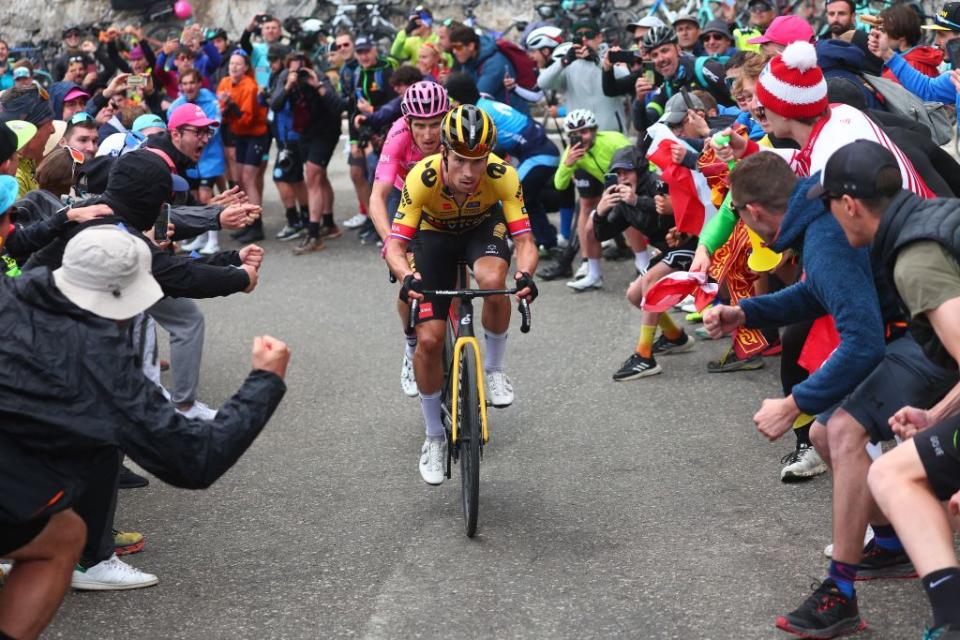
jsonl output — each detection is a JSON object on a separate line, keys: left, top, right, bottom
{"left": 255, "top": 13, "right": 273, "bottom": 24}
{"left": 356, "top": 124, "right": 373, "bottom": 148}
{"left": 277, "top": 147, "right": 294, "bottom": 172}
{"left": 655, "top": 180, "right": 669, "bottom": 195}
{"left": 563, "top": 44, "right": 578, "bottom": 66}
{"left": 297, "top": 68, "right": 311, "bottom": 83}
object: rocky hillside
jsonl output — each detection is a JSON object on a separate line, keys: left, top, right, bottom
{"left": 3, "top": 0, "right": 521, "bottom": 43}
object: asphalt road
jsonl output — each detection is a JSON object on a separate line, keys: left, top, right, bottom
{"left": 47, "top": 157, "right": 937, "bottom": 640}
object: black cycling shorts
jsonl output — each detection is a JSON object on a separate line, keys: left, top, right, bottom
{"left": 0, "top": 517, "right": 48, "bottom": 556}
{"left": 235, "top": 134, "right": 270, "bottom": 166}
{"left": 273, "top": 143, "right": 305, "bottom": 183}
{"left": 914, "top": 414, "right": 960, "bottom": 501}
{"left": 300, "top": 135, "right": 339, "bottom": 168}
{"left": 648, "top": 237, "right": 698, "bottom": 272}
{"left": 412, "top": 212, "right": 512, "bottom": 324}
{"left": 220, "top": 124, "right": 235, "bottom": 147}
{"left": 573, "top": 168, "right": 604, "bottom": 198}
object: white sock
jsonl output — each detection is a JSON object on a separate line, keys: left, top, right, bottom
{"left": 484, "top": 329, "right": 508, "bottom": 373}
{"left": 634, "top": 249, "right": 651, "bottom": 273}
{"left": 587, "top": 258, "right": 602, "bottom": 280}
{"left": 404, "top": 333, "right": 417, "bottom": 359}
{"left": 420, "top": 391, "right": 444, "bottom": 438}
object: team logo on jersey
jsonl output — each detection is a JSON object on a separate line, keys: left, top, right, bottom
{"left": 466, "top": 200, "right": 480, "bottom": 208}
{"left": 492, "top": 222, "right": 507, "bottom": 239}
{"left": 421, "top": 167, "right": 438, "bottom": 188}
{"left": 401, "top": 187, "right": 413, "bottom": 206}
{"left": 442, "top": 203, "right": 452, "bottom": 210}
{"left": 486, "top": 162, "right": 507, "bottom": 179}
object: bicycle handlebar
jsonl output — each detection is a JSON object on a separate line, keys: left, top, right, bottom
{"left": 406, "top": 291, "right": 532, "bottom": 334}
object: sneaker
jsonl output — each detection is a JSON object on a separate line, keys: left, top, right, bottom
{"left": 343, "top": 213, "right": 367, "bottom": 229}
{"left": 678, "top": 297, "right": 697, "bottom": 313}
{"left": 0, "top": 561, "right": 12, "bottom": 586}
{"left": 573, "top": 261, "right": 588, "bottom": 280}
{"left": 275, "top": 223, "right": 306, "bottom": 241}
{"left": 178, "top": 234, "right": 207, "bottom": 253}
{"left": 707, "top": 346, "right": 764, "bottom": 373}
{"left": 693, "top": 326, "right": 718, "bottom": 341}
{"left": 566, "top": 274, "right": 603, "bottom": 292}
{"left": 653, "top": 332, "right": 696, "bottom": 355}
{"left": 538, "top": 262, "right": 573, "bottom": 281}
{"left": 612, "top": 353, "right": 662, "bottom": 381}
{"left": 684, "top": 310, "right": 704, "bottom": 323}
{"left": 118, "top": 465, "right": 149, "bottom": 489}
{"left": 763, "top": 339, "right": 784, "bottom": 357}
{"left": 113, "top": 530, "right": 145, "bottom": 556}
{"left": 71, "top": 554, "right": 159, "bottom": 590}
{"left": 418, "top": 437, "right": 446, "bottom": 485}
{"left": 824, "top": 527, "right": 874, "bottom": 559}
{"left": 486, "top": 371, "right": 515, "bottom": 408}
{"left": 177, "top": 400, "right": 217, "bottom": 420}
{"left": 776, "top": 578, "right": 865, "bottom": 639}
{"left": 234, "top": 225, "right": 265, "bottom": 244}
{"left": 198, "top": 234, "right": 220, "bottom": 255}
{"left": 856, "top": 539, "right": 917, "bottom": 580}
{"left": 925, "top": 625, "right": 960, "bottom": 640}
{"left": 319, "top": 224, "right": 342, "bottom": 240}
{"left": 293, "top": 235, "right": 325, "bottom": 255}
{"left": 400, "top": 353, "right": 418, "bottom": 397}
{"left": 780, "top": 444, "right": 828, "bottom": 483}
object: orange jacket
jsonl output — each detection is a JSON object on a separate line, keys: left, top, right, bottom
{"left": 217, "top": 74, "right": 267, "bottom": 137}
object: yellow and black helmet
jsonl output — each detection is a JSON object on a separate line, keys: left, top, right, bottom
{"left": 440, "top": 104, "right": 497, "bottom": 159}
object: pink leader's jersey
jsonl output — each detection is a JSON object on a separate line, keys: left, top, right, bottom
{"left": 374, "top": 118, "right": 427, "bottom": 191}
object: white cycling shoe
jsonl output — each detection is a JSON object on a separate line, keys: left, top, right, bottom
{"left": 400, "top": 353, "right": 418, "bottom": 397}
{"left": 419, "top": 437, "right": 446, "bottom": 485}
{"left": 485, "top": 371, "right": 514, "bottom": 408}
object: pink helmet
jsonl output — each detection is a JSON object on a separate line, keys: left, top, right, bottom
{"left": 401, "top": 81, "right": 449, "bottom": 119}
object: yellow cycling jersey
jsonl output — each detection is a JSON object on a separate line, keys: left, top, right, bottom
{"left": 389, "top": 152, "right": 531, "bottom": 241}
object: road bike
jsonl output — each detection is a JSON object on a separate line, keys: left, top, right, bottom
{"left": 406, "top": 266, "right": 532, "bottom": 537}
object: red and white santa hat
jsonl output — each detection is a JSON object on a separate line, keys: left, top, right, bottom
{"left": 756, "top": 40, "right": 827, "bottom": 120}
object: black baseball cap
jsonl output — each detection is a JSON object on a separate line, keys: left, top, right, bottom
{"left": 923, "top": 1, "right": 960, "bottom": 31}
{"left": 609, "top": 146, "right": 641, "bottom": 171}
{"left": 806, "top": 140, "right": 901, "bottom": 200}
{"left": 267, "top": 44, "right": 291, "bottom": 60}
{"left": 354, "top": 36, "right": 375, "bottom": 51}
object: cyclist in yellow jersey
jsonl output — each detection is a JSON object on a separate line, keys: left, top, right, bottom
{"left": 385, "top": 105, "right": 539, "bottom": 485}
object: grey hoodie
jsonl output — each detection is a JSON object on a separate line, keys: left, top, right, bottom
{"left": 537, "top": 57, "right": 626, "bottom": 133}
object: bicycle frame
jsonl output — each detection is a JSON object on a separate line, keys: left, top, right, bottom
{"left": 448, "top": 296, "right": 490, "bottom": 446}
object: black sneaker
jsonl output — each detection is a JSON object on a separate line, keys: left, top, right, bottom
{"left": 776, "top": 578, "right": 865, "bottom": 639}
{"left": 538, "top": 261, "right": 574, "bottom": 281}
{"left": 925, "top": 625, "right": 960, "bottom": 640}
{"left": 119, "top": 465, "right": 149, "bottom": 489}
{"left": 707, "top": 346, "right": 764, "bottom": 373}
{"left": 856, "top": 539, "right": 917, "bottom": 580}
{"left": 653, "top": 332, "right": 696, "bottom": 355}
{"left": 234, "top": 225, "right": 265, "bottom": 244}
{"left": 275, "top": 223, "right": 306, "bottom": 241}
{"left": 612, "top": 353, "right": 662, "bottom": 381}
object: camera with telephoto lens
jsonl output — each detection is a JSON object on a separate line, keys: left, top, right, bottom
{"left": 356, "top": 124, "right": 374, "bottom": 148}
{"left": 276, "top": 147, "right": 294, "bottom": 172}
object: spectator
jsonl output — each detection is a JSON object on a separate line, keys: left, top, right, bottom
{"left": 96, "top": 112, "right": 164, "bottom": 158}
{"left": 701, "top": 20, "right": 738, "bottom": 59}
{"left": 217, "top": 50, "right": 269, "bottom": 243}
{"left": 49, "top": 81, "right": 90, "bottom": 121}
{"left": 51, "top": 25, "right": 85, "bottom": 81}
{"left": 0, "top": 39, "right": 12, "bottom": 90}
{"left": 241, "top": 13, "right": 285, "bottom": 88}
{"left": 749, "top": 15, "right": 816, "bottom": 56}
{"left": 736, "top": 0, "right": 778, "bottom": 52}
{"left": 0, "top": 86, "right": 55, "bottom": 197}
{"left": 627, "top": 17, "right": 667, "bottom": 50}
{"left": 11, "top": 62, "right": 34, "bottom": 89}
{"left": 207, "top": 27, "right": 232, "bottom": 88}
{"left": 525, "top": 26, "right": 564, "bottom": 69}
{"left": 877, "top": 4, "right": 944, "bottom": 80}
{"left": 816, "top": 39, "right": 884, "bottom": 110}
{"left": 60, "top": 113, "right": 99, "bottom": 160}
{"left": 169, "top": 69, "right": 225, "bottom": 205}
{"left": 821, "top": 0, "right": 857, "bottom": 40}
{"left": 448, "top": 24, "right": 528, "bottom": 115}
{"left": 417, "top": 41, "right": 446, "bottom": 82}
{"left": 391, "top": 6, "right": 442, "bottom": 63}
{"left": 335, "top": 32, "right": 358, "bottom": 93}
{"left": 921, "top": 1, "right": 960, "bottom": 51}
{"left": 0, "top": 222, "right": 288, "bottom": 640}
{"left": 673, "top": 15, "right": 706, "bottom": 56}
{"left": 541, "top": 20, "right": 627, "bottom": 132}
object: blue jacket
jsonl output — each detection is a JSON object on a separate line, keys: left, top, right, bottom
{"left": 885, "top": 52, "right": 956, "bottom": 105}
{"left": 167, "top": 88, "right": 225, "bottom": 180}
{"left": 363, "top": 94, "right": 402, "bottom": 131}
{"left": 739, "top": 175, "right": 886, "bottom": 414}
{"left": 815, "top": 40, "right": 884, "bottom": 111}
{"left": 457, "top": 36, "right": 527, "bottom": 115}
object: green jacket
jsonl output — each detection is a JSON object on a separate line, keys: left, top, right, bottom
{"left": 554, "top": 131, "right": 632, "bottom": 190}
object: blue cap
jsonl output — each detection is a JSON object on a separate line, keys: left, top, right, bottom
{"left": 132, "top": 114, "right": 166, "bottom": 133}
{"left": 13, "top": 67, "right": 30, "bottom": 79}
{"left": 0, "top": 175, "right": 18, "bottom": 213}
{"left": 171, "top": 173, "right": 190, "bottom": 192}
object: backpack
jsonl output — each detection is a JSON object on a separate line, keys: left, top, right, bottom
{"left": 861, "top": 73, "right": 956, "bottom": 146}
{"left": 494, "top": 39, "right": 540, "bottom": 90}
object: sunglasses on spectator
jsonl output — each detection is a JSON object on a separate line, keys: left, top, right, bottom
{"left": 69, "top": 112, "right": 94, "bottom": 125}
{"left": 450, "top": 43, "right": 465, "bottom": 51}
{"left": 334, "top": 42, "right": 352, "bottom": 50}
{"left": 730, "top": 200, "right": 752, "bottom": 215}
{"left": 703, "top": 33, "right": 729, "bottom": 42}
{"left": 749, "top": 3, "right": 773, "bottom": 11}
{"left": 64, "top": 146, "right": 85, "bottom": 181}
{"left": 178, "top": 126, "right": 213, "bottom": 139}
{"left": 575, "top": 29, "right": 598, "bottom": 39}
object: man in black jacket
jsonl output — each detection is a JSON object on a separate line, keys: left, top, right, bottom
{"left": 821, "top": 140, "right": 960, "bottom": 639}
{"left": 0, "top": 224, "right": 289, "bottom": 640}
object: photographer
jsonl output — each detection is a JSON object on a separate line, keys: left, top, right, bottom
{"left": 271, "top": 53, "right": 344, "bottom": 255}
{"left": 391, "top": 6, "right": 443, "bottom": 64}
{"left": 537, "top": 20, "right": 626, "bottom": 132}
{"left": 240, "top": 13, "right": 286, "bottom": 88}
{"left": 589, "top": 146, "right": 697, "bottom": 380}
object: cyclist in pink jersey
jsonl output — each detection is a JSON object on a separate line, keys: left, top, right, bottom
{"left": 370, "top": 80, "right": 449, "bottom": 397}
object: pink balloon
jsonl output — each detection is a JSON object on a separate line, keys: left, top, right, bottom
{"left": 173, "top": 0, "right": 193, "bottom": 19}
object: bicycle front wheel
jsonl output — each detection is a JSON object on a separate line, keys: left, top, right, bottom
{"left": 457, "top": 344, "right": 481, "bottom": 537}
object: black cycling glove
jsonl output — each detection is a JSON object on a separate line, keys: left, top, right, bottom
{"left": 399, "top": 274, "right": 423, "bottom": 302}
{"left": 515, "top": 271, "right": 538, "bottom": 302}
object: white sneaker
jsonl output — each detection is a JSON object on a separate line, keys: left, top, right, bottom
{"left": 0, "top": 561, "right": 11, "bottom": 583}
{"left": 419, "top": 437, "right": 446, "bottom": 485}
{"left": 179, "top": 233, "right": 207, "bottom": 253}
{"left": 177, "top": 400, "right": 218, "bottom": 420}
{"left": 566, "top": 274, "right": 603, "bottom": 292}
{"left": 485, "top": 370, "right": 514, "bottom": 408}
{"left": 342, "top": 213, "right": 367, "bottom": 229}
{"left": 72, "top": 554, "right": 158, "bottom": 590}
{"left": 400, "top": 353, "right": 418, "bottom": 397}
{"left": 824, "top": 526, "right": 874, "bottom": 559}
{"left": 574, "top": 261, "right": 588, "bottom": 279}
{"left": 674, "top": 294, "right": 695, "bottom": 311}
{"left": 198, "top": 232, "right": 220, "bottom": 255}
{"left": 557, "top": 234, "right": 569, "bottom": 247}
{"left": 780, "top": 444, "right": 828, "bottom": 482}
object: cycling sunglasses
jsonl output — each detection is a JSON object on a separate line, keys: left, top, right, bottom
{"left": 749, "top": 2, "right": 774, "bottom": 12}
{"left": 702, "top": 33, "right": 729, "bottom": 42}
{"left": 68, "top": 55, "right": 85, "bottom": 64}
{"left": 575, "top": 29, "right": 598, "bottom": 39}
{"left": 64, "top": 146, "right": 85, "bottom": 181}
{"left": 69, "top": 112, "right": 94, "bottom": 125}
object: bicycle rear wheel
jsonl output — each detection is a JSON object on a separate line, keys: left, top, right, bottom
{"left": 457, "top": 345, "right": 481, "bottom": 537}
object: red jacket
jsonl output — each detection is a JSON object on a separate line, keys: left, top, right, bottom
{"left": 882, "top": 45, "right": 943, "bottom": 82}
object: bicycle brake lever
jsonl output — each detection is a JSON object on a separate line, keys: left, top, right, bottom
{"left": 518, "top": 298, "right": 532, "bottom": 334}
{"left": 407, "top": 298, "right": 419, "bottom": 334}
